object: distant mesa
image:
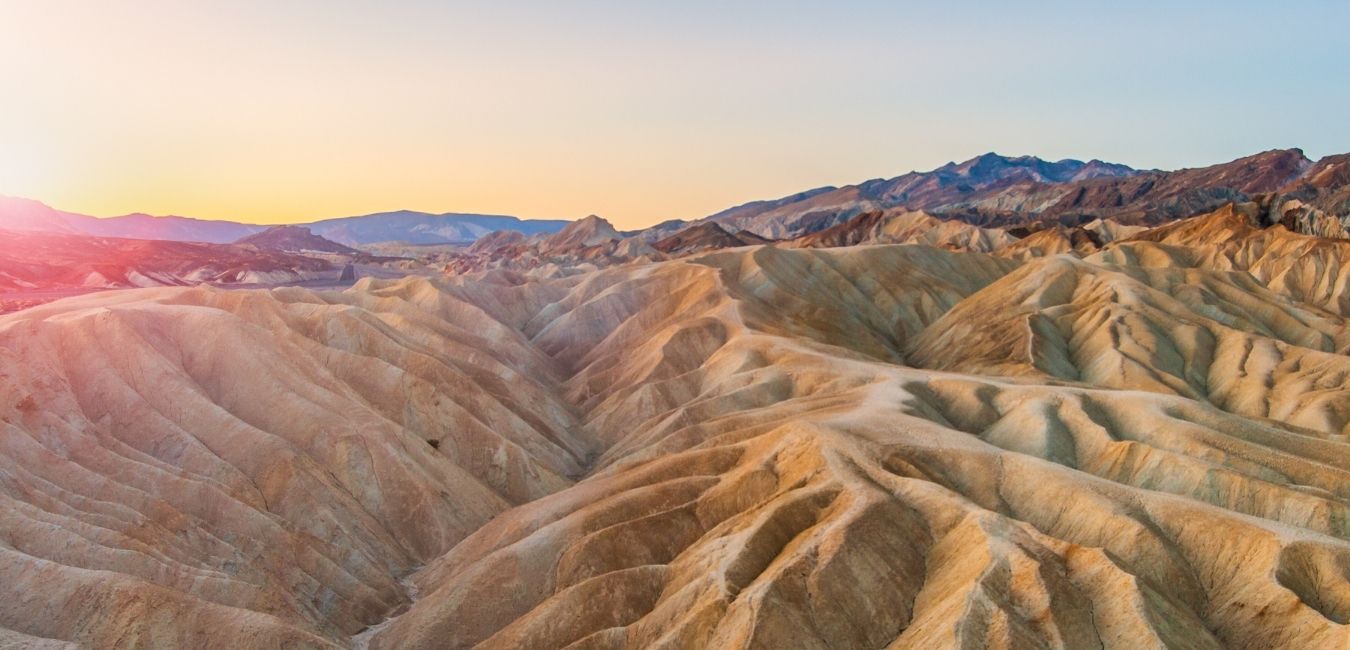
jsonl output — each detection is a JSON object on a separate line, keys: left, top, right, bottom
{"left": 235, "top": 225, "right": 361, "bottom": 255}
{"left": 304, "top": 210, "right": 571, "bottom": 246}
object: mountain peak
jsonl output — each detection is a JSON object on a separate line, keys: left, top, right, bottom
{"left": 0, "top": 195, "right": 75, "bottom": 233}
{"left": 931, "top": 153, "right": 1136, "bottom": 185}
{"left": 544, "top": 215, "right": 621, "bottom": 251}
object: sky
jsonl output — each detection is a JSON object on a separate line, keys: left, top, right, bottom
{"left": 1, "top": 1, "right": 1348, "bottom": 229}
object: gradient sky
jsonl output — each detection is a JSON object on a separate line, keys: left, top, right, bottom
{"left": 2, "top": 1, "right": 1348, "bottom": 228}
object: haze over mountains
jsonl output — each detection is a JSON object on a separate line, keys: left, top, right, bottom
{"left": 0, "top": 230, "right": 334, "bottom": 293}
{"left": 435, "top": 147, "right": 1350, "bottom": 278}
{"left": 236, "top": 226, "right": 363, "bottom": 255}
{"left": 702, "top": 148, "right": 1348, "bottom": 239}
{"left": 2, "top": 146, "right": 1350, "bottom": 648}
{"left": 5, "top": 148, "right": 1348, "bottom": 248}
{"left": 0, "top": 197, "right": 570, "bottom": 246}
{"left": 0, "top": 224, "right": 378, "bottom": 309}
{"left": 4, "top": 145, "right": 1350, "bottom": 312}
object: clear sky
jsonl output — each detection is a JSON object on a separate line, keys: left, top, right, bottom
{"left": 2, "top": 1, "right": 1347, "bottom": 228}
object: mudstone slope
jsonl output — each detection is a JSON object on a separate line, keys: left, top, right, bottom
{"left": 0, "top": 206, "right": 1347, "bottom": 649}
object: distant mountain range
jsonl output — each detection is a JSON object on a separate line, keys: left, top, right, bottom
{"left": 304, "top": 210, "right": 569, "bottom": 246}
{"left": 439, "top": 147, "right": 1350, "bottom": 276}
{"left": 0, "top": 198, "right": 571, "bottom": 246}
{"left": 704, "top": 149, "right": 1349, "bottom": 237}
{"left": 0, "top": 197, "right": 266, "bottom": 243}
{"left": 5, "top": 149, "right": 1348, "bottom": 248}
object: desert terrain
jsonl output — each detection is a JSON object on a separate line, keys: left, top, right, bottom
{"left": 1, "top": 151, "right": 1349, "bottom": 649}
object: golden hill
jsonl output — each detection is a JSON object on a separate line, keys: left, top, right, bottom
{"left": 0, "top": 207, "right": 1347, "bottom": 648}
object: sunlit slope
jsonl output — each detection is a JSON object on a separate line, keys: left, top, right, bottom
{"left": 0, "top": 283, "right": 588, "bottom": 647}
{"left": 371, "top": 245, "right": 1348, "bottom": 649}
{"left": 908, "top": 254, "right": 1350, "bottom": 434}
{"left": 0, "top": 233, "right": 1346, "bottom": 649}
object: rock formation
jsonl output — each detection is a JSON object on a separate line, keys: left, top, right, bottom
{"left": 1, "top": 205, "right": 1347, "bottom": 648}
{"left": 0, "top": 229, "right": 333, "bottom": 293}
{"left": 236, "top": 225, "right": 362, "bottom": 255}
{"left": 791, "top": 209, "right": 1016, "bottom": 252}
{"left": 651, "top": 222, "right": 772, "bottom": 256}
{"left": 542, "top": 215, "right": 622, "bottom": 253}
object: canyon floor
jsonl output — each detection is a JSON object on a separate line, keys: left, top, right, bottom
{"left": 1, "top": 207, "right": 1348, "bottom": 649}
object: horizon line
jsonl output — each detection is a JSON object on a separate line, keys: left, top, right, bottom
{"left": 3, "top": 146, "right": 1322, "bottom": 228}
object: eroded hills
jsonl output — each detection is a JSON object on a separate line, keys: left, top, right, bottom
{"left": 3, "top": 146, "right": 1350, "bottom": 648}
{"left": 1, "top": 194, "right": 1348, "bottom": 648}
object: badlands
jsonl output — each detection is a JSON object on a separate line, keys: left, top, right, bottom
{"left": 1, "top": 199, "right": 1349, "bottom": 648}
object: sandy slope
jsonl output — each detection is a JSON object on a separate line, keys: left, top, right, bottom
{"left": 1, "top": 216, "right": 1347, "bottom": 648}
{"left": 908, "top": 255, "right": 1350, "bottom": 434}
{"left": 0, "top": 284, "right": 586, "bottom": 647}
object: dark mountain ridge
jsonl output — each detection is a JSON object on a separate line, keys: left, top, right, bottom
{"left": 702, "top": 148, "right": 1343, "bottom": 238}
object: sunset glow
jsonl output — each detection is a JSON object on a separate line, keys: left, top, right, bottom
{"left": 4, "top": 2, "right": 1350, "bottom": 646}
{"left": 2, "top": 1, "right": 1348, "bottom": 228}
